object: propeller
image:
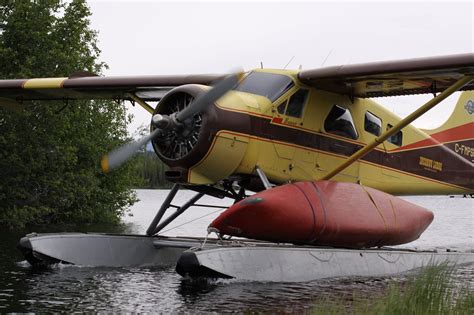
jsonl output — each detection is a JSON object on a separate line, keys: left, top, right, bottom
{"left": 100, "top": 72, "right": 242, "bottom": 173}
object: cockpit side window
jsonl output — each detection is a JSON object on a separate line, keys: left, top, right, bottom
{"left": 364, "top": 111, "right": 382, "bottom": 136}
{"left": 324, "top": 105, "right": 358, "bottom": 140}
{"left": 234, "top": 72, "right": 294, "bottom": 102}
{"left": 386, "top": 124, "right": 403, "bottom": 146}
{"left": 285, "top": 89, "right": 308, "bottom": 118}
{"left": 277, "top": 102, "right": 287, "bottom": 114}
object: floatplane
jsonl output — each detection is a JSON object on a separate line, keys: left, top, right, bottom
{"left": 1, "top": 54, "right": 473, "bottom": 282}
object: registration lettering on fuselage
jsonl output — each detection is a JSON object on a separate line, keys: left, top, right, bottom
{"left": 454, "top": 143, "right": 474, "bottom": 160}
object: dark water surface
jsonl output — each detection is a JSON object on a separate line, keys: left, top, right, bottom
{"left": 0, "top": 191, "right": 472, "bottom": 313}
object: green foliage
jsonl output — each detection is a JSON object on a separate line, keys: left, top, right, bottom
{"left": 369, "top": 263, "right": 473, "bottom": 315}
{"left": 312, "top": 263, "right": 474, "bottom": 315}
{"left": 129, "top": 152, "right": 172, "bottom": 189}
{"left": 127, "top": 125, "right": 171, "bottom": 189}
{"left": 0, "top": 0, "right": 138, "bottom": 228}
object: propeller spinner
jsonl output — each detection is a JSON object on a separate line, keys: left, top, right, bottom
{"left": 100, "top": 72, "right": 241, "bottom": 173}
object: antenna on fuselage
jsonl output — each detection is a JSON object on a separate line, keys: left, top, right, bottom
{"left": 321, "top": 50, "right": 333, "bottom": 66}
{"left": 283, "top": 56, "right": 295, "bottom": 69}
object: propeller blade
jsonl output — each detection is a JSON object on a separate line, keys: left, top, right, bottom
{"left": 175, "top": 72, "right": 241, "bottom": 122}
{"left": 101, "top": 128, "right": 160, "bottom": 173}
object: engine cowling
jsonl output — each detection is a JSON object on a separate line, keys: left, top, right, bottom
{"left": 151, "top": 85, "right": 251, "bottom": 184}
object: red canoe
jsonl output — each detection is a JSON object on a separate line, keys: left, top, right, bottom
{"left": 210, "top": 181, "right": 434, "bottom": 248}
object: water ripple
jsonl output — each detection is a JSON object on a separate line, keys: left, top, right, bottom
{"left": 0, "top": 192, "right": 472, "bottom": 312}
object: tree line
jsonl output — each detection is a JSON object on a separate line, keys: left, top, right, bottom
{"left": 130, "top": 152, "right": 172, "bottom": 189}
{"left": 0, "top": 0, "right": 161, "bottom": 228}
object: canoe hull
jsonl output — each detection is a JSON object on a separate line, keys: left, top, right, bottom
{"left": 210, "top": 181, "right": 434, "bottom": 248}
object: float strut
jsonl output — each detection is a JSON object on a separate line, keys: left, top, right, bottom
{"left": 255, "top": 166, "right": 272, "bottom": 190}
{"left": 151, "top": 192, "right": 204, "bottom": 235}
{"left": 146, "top": 184, "right": 180, "bottom": 236}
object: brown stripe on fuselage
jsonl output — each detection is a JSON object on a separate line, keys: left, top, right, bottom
{"left": 213, "top": 106, "right": 474, "bottom": 190}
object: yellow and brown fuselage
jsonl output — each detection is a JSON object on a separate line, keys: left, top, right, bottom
{"left": 152, "top": 69, "right": 474, "bottom": 195}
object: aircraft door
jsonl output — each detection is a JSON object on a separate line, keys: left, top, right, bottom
{"left": 270, "top": 89, "right": 313, "bottom": 181}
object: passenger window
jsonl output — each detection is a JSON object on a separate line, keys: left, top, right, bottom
{"left": 387, "top": 124, "right": 403, "bottom": 146}
{"left": 285, "top": 89, "right": 308, "bottom": 118}
{"left": 324, "top": 105, "right": 358, "bottom": 140}
{"left": 364, "top": 111, "right": 382, "bottom": 136}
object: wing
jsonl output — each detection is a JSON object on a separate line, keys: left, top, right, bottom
{"left": 0, "top": 73, "right": 223, "bottom": 111}
{"left": 298, "top": 53, "right": 474, "bottom": 98}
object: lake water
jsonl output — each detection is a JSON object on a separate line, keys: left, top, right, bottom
{"left": 0, "top": 190, "right": 472, "bottom": 312}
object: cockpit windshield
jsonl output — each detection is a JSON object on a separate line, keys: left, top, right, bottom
{"left": 234, "top": 72, "right": 294, "bottom": 102}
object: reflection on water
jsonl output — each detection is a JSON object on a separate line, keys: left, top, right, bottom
{"left": 0, "top": 190, "right": 472, "bottom": 312}
{"left": 3, "top": 263, "right": 473, "bottom": 313}
{"left": 0, "top": 262, "right": 411, "bottom": 313}
{"left": 17, "top": 266, "right": 183, "bottom": 312}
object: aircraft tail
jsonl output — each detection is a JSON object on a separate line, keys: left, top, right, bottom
{"left": 422, "top": 91, "right": 474, "bottom": 143}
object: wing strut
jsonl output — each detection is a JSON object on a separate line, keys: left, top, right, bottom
{"left": 127, "top": 93, "right": 155, "bottom": 114}
{"left": 320, "top": 75, "right": 474, "bottom": 181}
